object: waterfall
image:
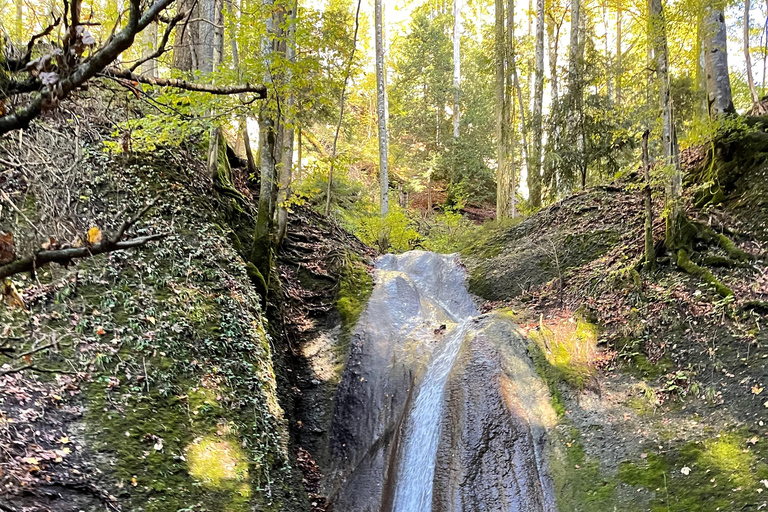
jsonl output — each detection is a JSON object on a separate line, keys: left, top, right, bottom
{"left": 391, "top": 320, "right": 471, "bottom": 512}
{"left": 328, "top": 251, "right": 557, "bottom": 512}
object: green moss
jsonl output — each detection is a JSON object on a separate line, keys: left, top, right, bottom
{"left": 620, "top": 431, "right": 768, "bottom": 512}
{"left": 550, "top": 430, "right": 622, "bottom": 511}
{"left": 336, "top": 256, "right": 373, "bottom": 356}
{"left": 716, "top": 233, "right": 754, "bottom": 262}
{"left": 629, "top": 354, "right": 673, "bottom": 380}
{"left": 528, "top": 317, "right": 598, "bottom": 391}
{"left": 677, "top": 249, "right": 733, "bottom": 297}
{"left": 187, "top": 435, "right": 250, "bottom": 488}
{"left": 528, "top": 342, "right": 567, "bottom": 417}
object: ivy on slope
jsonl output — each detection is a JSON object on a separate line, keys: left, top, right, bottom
{"left": 1, "top": 147, "right": 300, "bottom": 511}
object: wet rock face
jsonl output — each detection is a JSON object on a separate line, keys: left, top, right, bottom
{"left": 433, "top": 318, "right": 557, "bottom": 512}
{"left": 328, "top": 251, "right": 556, "bottom": 512}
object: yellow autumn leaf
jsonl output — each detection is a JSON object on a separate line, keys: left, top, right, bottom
{"left": 24, "top": 457, "right": 39, "bottom": 465}
{"left": 58, "top": 436, "right": 70, "bottom": 444}
{"left": 752, "top": 385, "right": 764, "bottom": 395}
{"left": 87, "top": 226, "right": 103, "bottom": 244}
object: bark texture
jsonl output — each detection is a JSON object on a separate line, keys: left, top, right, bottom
{"left": 703, "top": 4, "right": 735, "bottom": 116}
{"left": 529, "top": 0, "right": 545, "bottom": 208}
{"left": 375, "top": 0, "right": 390, "bottom": 216}
{"left": 495, "top": 0, "right": 512, "bottom": 219}
{"left": 649, "top": 0, "right": 683, "bottom": 250}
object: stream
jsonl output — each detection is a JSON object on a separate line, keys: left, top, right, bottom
{"left": 329, "top": 251, "right": 558, "bottom": 512}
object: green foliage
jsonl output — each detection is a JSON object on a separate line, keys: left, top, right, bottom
{"left": 355, "top": 205, "right": 420, "bottom": 253}
{"left": 420, "top": 206, "right": 476, "bottom": 253}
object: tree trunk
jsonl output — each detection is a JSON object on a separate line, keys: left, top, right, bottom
{"left": 495, "top": 0, "right": 511, "bottom": 219}
{"left": 141, "top": 20, "right": 158, "bottom": 77}
{"left": 616, "top": 0, "right": 621, "bottom": 105}
{"left": 529, "top": 0, "right": 544, "bottom": 208}
{"left": 642, "top": 130, "right": 656, "bottom": 271}
{"left": 703, "top": 4, "right": 735, "bottom": 116}
{"left": 745, "top": 0, "right": 761, "bottom": 109}
{"left": 297, "top": 127, "right": 302, "bottom": 180}
{"left": 277, "top": 0, "right": 298, "bottom": 244}
{"left": 453, "top": 0, "right": 462, "bottom": 139}
{"left": 507, "top": 0, "right": 518, "bottom": 217}
{"left": 649, "top": 0, "right": 683, "bottom": 250}
{"left": 197, "top": 0, "right": 218, "bottom": 73}
{"left": 603, "top": 0, "right": 613, "bottom": 106}
{"left": 251, "top": 0, "right": 278, "bottom": 282}
{"left": 173, "top": 0, "right": 200, "bottom": 71}
{"left": 695, "top": 11, "right": 708, "bottom": 115}
{"left": 375, "top": 0, "right": 389, "bottom": 217}
{"left": 568, "top": 0, "right": 584, "bottom": 190}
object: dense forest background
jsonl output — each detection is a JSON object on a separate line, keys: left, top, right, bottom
{"left": 1, "top": 0, "right": 763, "bottom": 258}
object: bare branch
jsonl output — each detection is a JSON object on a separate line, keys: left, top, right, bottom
{"left": 102, "top": 69, "right": 268, "bottom": 97}
{"left": 5, "top": 17, "right": 62, "bottom": 72}
{"left": 0, "top": 233, "right": 167, "bottom": 280}
{"left": 0, "top": 0, "right": 175, "bottom": 136}
{"left": 128, "top": 10, "right": 187, "bottom": 73}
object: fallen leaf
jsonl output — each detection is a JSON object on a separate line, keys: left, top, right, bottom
{"left": 681, "top": 467, "right": 691, "bottom": 475}
{"left": 752, "top": 385, "right": 764, "bottom": 395}
{"left": 88, "top": 226, "right": 103, "bottom": 244}
{"left": 96, "top": 326, "right": 106, "bottom": 336}
{"left": 0, "top": 231, "right": 15, "bottom": 264}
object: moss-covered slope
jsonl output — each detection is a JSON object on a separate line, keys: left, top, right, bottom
{"left": 0, "top": 127, "right": 305, "bottom": 511}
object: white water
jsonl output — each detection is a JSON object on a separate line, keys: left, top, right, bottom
{"left": 386, "top": 253, "right": 478, "bottom": 512}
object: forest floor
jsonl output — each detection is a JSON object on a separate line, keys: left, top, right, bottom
{"left": 461, "top": 138, "right": 768, "bottom": 511}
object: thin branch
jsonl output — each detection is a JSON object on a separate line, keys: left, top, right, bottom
{"left": 0, "top": 364, "right": 81, "bottom": 377}
{"left": 5, "top": 17, "right": 62, "bottom": 72}
{"left": 0, "top": 0, "right": 175, "bottom": 136}
{"left": 102, "top": 68, "right": 268, "bottom": 97}
{"left": 128, "top": 10, "right": 187, "bottom": 72}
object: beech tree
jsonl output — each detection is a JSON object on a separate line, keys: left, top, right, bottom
{"left": 0, "top": 0, "right": 266, "bottom": 137}
{"left": 649, "top": 0, "right": 683, "bottom": 250}
{"left": 703, "top": 0, "right": 735, "bottom": 116}
{"left": 529, "top": 0, "right": 545, "bottom": 208}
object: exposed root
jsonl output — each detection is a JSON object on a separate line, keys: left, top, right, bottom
{"left": 676, "top": 249, "right": 733, "bottom": 297}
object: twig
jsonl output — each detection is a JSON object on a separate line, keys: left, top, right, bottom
{"left": 128, "top": 10, "right": 187, "bottom": 72}
{"left": 0, "top": 189, "right": 42, "bottom": 236}
{"left": 0, "top": 364, "right": 80, "bottom": 376}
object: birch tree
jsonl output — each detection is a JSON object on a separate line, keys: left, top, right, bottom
{"left": 453, "top": 0, "right": 462, "bottom": 139}
{"left": 529, "top": 0, "right": 545, "bottom": 208}
{"left": 375, "top": 0, "right": 390, "bottom": 216}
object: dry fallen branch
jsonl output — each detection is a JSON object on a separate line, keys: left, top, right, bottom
{"left": 0, "top": 202, "right": 167, "bottom": 280}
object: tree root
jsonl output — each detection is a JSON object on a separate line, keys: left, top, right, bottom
{"left": 676, "top": 249, "right": 733, "bottom": 297}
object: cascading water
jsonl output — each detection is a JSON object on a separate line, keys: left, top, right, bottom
{"left": 329, "top": 251, "right": 558, "bottom": 512}
{"left": 390, "top": 320, "right": 472, "bottom": 511}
